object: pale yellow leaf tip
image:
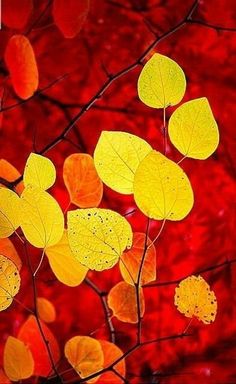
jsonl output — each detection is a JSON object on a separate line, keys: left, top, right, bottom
{"left": 169, "top": 97, "right": 219, "bottom": 159}
{"left": 3, "top": 336, "right": 34, "bottom": 381}
{"left": 94, "top": 131, "right": 152, "bottom": 194}
{"left": 20, "top": 186, "right": 64, "bottom": 248}
{"left": 0, "top": 187, "right": 21, "bottom": 238}
{"left": 23, "top": 153, "right": 56, "bottom": 190}
{"left": 174, "top": 275, "right": 217, "bottom": 324}
{"left": 138, "top": 53, "right": 186, "bottom": 109}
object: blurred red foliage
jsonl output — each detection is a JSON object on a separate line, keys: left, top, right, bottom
{"left": 0, "top": 0, "right": 236, "bottom": 383}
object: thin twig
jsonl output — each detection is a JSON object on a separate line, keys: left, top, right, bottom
{"left": 85, "top": 278, "right": 116, "bottom": 343}
{"left": 144, "top": 257, "right": 236, "bottom": 288}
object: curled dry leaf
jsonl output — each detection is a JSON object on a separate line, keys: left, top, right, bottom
{"left": 4, "top": 34, "right": 39, "bottom": 100}
{"left": 68, "top": 208, "right": 133, "bottom": 271}
{"left": 2, "top": 0, "right": 33, "bottom": 29}
{"left": 168, "top": 97, "right": 219, "bottom": 159}
{"left": 174, "top": 275, "right": 217, "bottom": 324}
{"left": 3, "top": 336, "right": 34, "bottom": 382}
{"left": 37, "top": 297, "right": 56, "bottom": 323}
{"left": 18, "top": 315, "right": 60, "bottom": 377}
{"left": 134, "top": 150, "right": 194, "bottom": 221}
{"left": 0, "top": 238, "right": 22, "bottom": 270}
{"left": 94, "top": 131, "right": 152, "bottom": 194}
{"left": 64, "top": 335, "right": 104, "bottom": 382}
{"left": 119, "top": 232, "right": 156, "bottom": 286}
{"left": 108, "top": 281, "right": 145, "bottom": 323}
{"left": 138, "top": 53, "right": 186, "bottom": 108}
{"left": 0, "top": 188, "right": 21, "bottom": 238}
{"left": 0, "top": 255, "right": 20, "bottom": 311}
{"left": 46, "top": 230, "right": 88, "bottom": 286}
{"left": 53, "top": 0, "right": 90, "bottom": 38}
{"left": 97, "top": 340, "right": 126, "bottom": 384}
{"left": 63, "top": 153, "right": 103, "bottom": 208}
{"left": 23, "top": 153, "right": 56, "bottom": 190}
{"left": 0, "top": 159, "right": 24, "bottom": 195}
{"left": 20, "top": 186, "right": 64, "bottom": 248}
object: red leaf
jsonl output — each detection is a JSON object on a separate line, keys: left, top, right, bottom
{"left": 17, "top": 315, "right": 60, "bottom": 377}
{"left": 4, "top": 35, "right": 39, "bottom": 100}
{"left": 2, "top": 0, "right": 33, "bottom": 29}
{"left": 53, "top": 0, "right": 90, "bottom": 38}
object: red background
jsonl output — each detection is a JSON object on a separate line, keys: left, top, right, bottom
{"left": 0, "top": 0, "right": 236, "bottom": 383}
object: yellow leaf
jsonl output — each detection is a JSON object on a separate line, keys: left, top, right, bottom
{"left": 37, "top": 297, "right": 56, "bottom": 323}
{"left": 68, "top": 208, "right": 133, "bottom": 271}
{"left": 133, "top": 150, "right": 194, "bottom": 220}
{"left": 20, "top": 186, "right": 64, "bottom": 248}
{"left": 0, "top": 238, "right": 22, "bottom": 270}
{"left": 138, "top": 53, "right": 186, "bottom": 108}
{"left": 174, "top": 275, "right": 217, "bottom": 324}
{"left": 168, "top": 97, "right": 219, "bottom": 159}
{"left": 3, "top": 336, "right": 34, "bottom": 381}
{"left": 64, "top": 336, "right": 104, "bottom": 382}
{"left": 119, "top": 232, "right": 156, "bottom": 286}
{"left": 108, "top": 281, "right": 145, "bottom": 323}
{"left": 0, "top": 188, "right": 21, "bottom": 238}
{"left": 94, "top": 131, "right": 152, "bottom": 194}
{"left": 46, "top": 230, "right": 88, "bottom": 286}
{"left": 0, "top": 255, "right": 20, "bottom": 311}
{"left": 23, "top": 153, "right": 56, "bottom": 190}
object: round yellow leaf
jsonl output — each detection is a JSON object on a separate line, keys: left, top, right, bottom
{"left": 20, "top": 186, "right": 64, "bottom": 248}
{"left": 133, "top": 150, "right": 194, "bottom": 221}
{"left": 4, "top": 336, "right": 34, "bottom": 382}
{"left": 23, "top": 153, "right": 56, "bottom": 190}
{"left": 168, "top": 97, "right": 219, "bottom": 159}
{"left": 94, "top": 131, "right": 152, "bottom": 194}
{"left": 67, "top": 208, "right": 133, "bottom": 271}
{"left": 0, "top": 187, "right": 21, "bottom": 238}
{"left": 37, "top": 297, "right": 56, "bottom": 323}
{"left": 46, "top": 230, "right": 88, "bottom": 286}
{"left": 174, "top": 275, "right": 217, "bottom": 324}
{"left": 64, "top": 336, "right": 104, "bottom": 382}
{"left": 138, "top": 53, "right": 186, "bottom": 108}
{"left": 0, "top": 255, "right": 20, "bottom": 311}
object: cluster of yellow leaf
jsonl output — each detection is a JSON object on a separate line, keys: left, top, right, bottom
{"left": 65, "top": 335, "right": 125, "bottom": 383}
{"left": 93, "top": 53, "right": 219, "bottom": 221}
{"left": 174, "top": 275, "right": 217, "bottom": 324}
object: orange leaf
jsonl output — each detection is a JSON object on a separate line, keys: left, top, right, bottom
{"left": 63, "top": 153, "right": 103, "bottom": 208}
{"left": 119, "top": 232, "right": 156, "bottom": 286}
{"left": 0, "top": 238, "right": 22, "bottom": 270}
{"left": 53, "top": 0, "right": 90, "bottom": 38}
{"left": 108, "top": 281, "right": 145, "bottom": 323}
{"left": 2, "top": 0, "right": 33, "bottom": 29}
{"left": 0, "top": 159, "right": 24, "bottom": 195}
{"left": 97, "top": 340, "right": 126, "bottom": 384}
{"left": 18, "top": 315, "right": 60, "bottom": 377}
{"left": 4, "top": 35, "right": 39, "bottom": 100}
{"left": 3, "top": 336, "right": 34, "bottom": 381}
{"left": 64, "top": 336, "right": 104, "bottom": 382}
{"left": 37, "top": 297, "right": 56, "bottom": 323}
